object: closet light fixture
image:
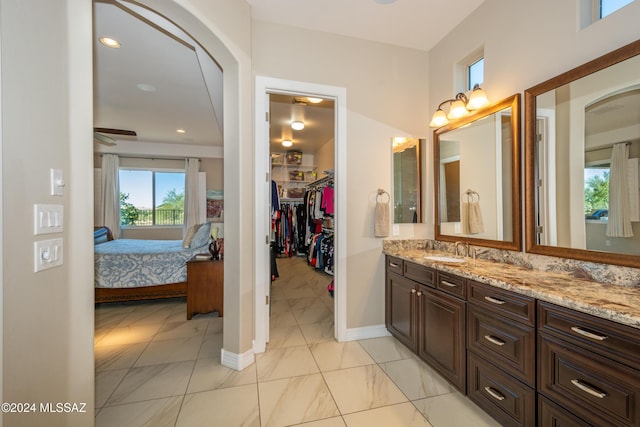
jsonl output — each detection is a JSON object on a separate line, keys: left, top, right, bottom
{"left": 307, "top": 97, "right": 323, "bottom": 104}
{"left": 429, "top": 84, "right": 489, "bottom": 128}
{"left": 99, "top": 36, "right": 120, "bottom": 48}
{"left": 291, "top": 121, "right": 305, "bottom": 130}
{"left": 281, "top": 139, "right": 293, "bottom": 147}
{"left": 176, "top": 129, "right": 186, "bottom": 134}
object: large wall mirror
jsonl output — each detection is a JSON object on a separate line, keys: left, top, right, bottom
{"left": 525, "top": 39, "right": 640, "bottom": 268}
{"left": 393, "top": 138, "right": 423, "bottom": 223}
{"left": 434, "top": 94, "right": 521, "bottom": 250}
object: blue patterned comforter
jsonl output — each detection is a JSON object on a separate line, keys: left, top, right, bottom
{"left": 94, "top": 239, "right": 208, "bottom": 288}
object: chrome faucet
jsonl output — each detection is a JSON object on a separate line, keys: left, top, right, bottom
{"left": 454, "top": 241, "right": 469, "bottom": 257}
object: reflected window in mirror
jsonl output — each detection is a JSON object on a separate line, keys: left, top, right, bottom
{"left": 525, "top": 38, "right": 640, "bottom": 268}
{"left": 434, "top": 94, "right": 521, "bottom": 251}
{"left": 392, "top": 138, "right": 423, "bottom": 223}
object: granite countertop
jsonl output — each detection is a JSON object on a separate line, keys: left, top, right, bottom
{"left": 384, "top": 248, "right": 640, "bottom": 330}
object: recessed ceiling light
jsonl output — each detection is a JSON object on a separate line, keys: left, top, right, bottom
{"left": 136, "top": 83, "right": 156, "bottom": 92}
{"left": 282, "top": 140, "right": 293, "bottom": 147}
{"left": 176, "top": 129, "right": 186, "bottom": 134}
{"left": 307, "top": 97, "right": 323, "bottom": 104}
{"left": 374, "top": 0, "right": 397, "bottom": 3}
{"left": 291, "top": 121, "right": 305, "bottom": 130}
{"left": 99, "top": 37, "right": 120, "bottom": 48}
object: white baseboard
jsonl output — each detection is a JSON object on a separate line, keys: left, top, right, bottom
{"left": 221, "top": 347, "right": 255, "bottom": 371}
{"left": 342, "top": 324, "right": 390, "bottom": 342}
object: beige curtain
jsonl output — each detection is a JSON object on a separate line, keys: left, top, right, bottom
{"left": 606, "top": 143, "right": 633, "bottom": 238}
{"left": 183, "top": 158, "right": 201, "bottom": 237}
{"left": 101, "top": 154, "right": 121, "bottom": 239}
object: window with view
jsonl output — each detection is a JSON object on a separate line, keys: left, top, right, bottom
{"left": 599, "top": 0, "right": 634, "bottom": 18}
{"left": 584, "top": 165, "right": 610, "bottom": 220}
{"left": 468, "top": 57, "right": 484, "bottom": 91}
{"left": 119, "top": 169, "right": 186, "bottom": 226}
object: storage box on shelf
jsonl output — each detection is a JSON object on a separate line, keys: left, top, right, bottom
{"left": 271, "top": 151, "right": 316, "bottom": 200}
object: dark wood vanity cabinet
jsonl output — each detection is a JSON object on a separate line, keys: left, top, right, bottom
{"left": 538, "top": 302, "right": 640, "bottom": 427}
{"left": 385, "top": 256, "right": 466, "bottom": 392}
{"left": 466, "top": 280, "right": 536, "bottom": 427}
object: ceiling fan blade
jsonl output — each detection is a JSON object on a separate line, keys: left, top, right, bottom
{"left": 93, "top": 127, "right": 137, "bottom": 136}
{"left": 94, "top": 132, "right": 117, "bottom": 146}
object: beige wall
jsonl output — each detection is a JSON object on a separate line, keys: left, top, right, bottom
{"left": 253, "top": 22, "right": 431, "bottom": 329}
{"left": 314, "top": 138, "right": 335, "bottom": 179}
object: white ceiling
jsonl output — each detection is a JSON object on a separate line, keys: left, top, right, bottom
{"left": 93, "top": 0, "right": 486, "bottom": 152}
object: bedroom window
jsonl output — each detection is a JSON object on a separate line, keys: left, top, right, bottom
{"left": 119, "top": 169, "right": 185, "bottom": 226}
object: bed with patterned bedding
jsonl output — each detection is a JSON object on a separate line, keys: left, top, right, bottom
{"left": 94, "top": 223, "right": 211, "bottom": 303}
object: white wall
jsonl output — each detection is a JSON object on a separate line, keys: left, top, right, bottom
{"left": 253, "top": 21, "right": 430, "bottom": 328}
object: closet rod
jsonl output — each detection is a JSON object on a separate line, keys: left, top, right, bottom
{"left": 306, "top": 173, "right": 334, "bottom": 189}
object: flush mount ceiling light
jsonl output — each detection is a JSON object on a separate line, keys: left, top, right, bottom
{"left": 99, "top": 36, "right": 121, "bottom": 48}
{"left": 282, "top": 139, "right": 293, "bottom": 147}
{"left": 291, "top": 121, "right": 305, "bottom": 130}
{"left": 306, "top": 97, "right": 323, "bottom": 104}
{"left": 374, "top": 0, "right": 397, "bottom": 4}
{"left": 429, "top": 84, "right": 489, "bottom": 128}
{"left": 176, "top": 129, "right": 186, "bottom": 134}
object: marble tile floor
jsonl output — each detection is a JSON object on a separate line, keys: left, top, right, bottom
{"left": 95, "top": 256, "right": 500, "bottom": 427}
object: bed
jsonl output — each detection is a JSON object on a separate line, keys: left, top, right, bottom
{"left": 94, "top": 223, "right": 211, "bottom": 303}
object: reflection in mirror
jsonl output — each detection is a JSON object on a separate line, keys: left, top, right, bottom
{"left": 392, "top": 138, "right": 423, "bottom": 223}
{"left": 525, "top": 39, "right": 640, "bottom": 268}
{"left": 434, "top": 94, "right": 521, "bottom": 251}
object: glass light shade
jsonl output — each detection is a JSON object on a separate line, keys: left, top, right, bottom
{"left": 466, "top": 87, "right": 489, "bottom": 110}
{"left": 281, "top": 139, "right": 293, "bottom": 147}
{"left": 429, "top": 109, "right": 449, "bottom": 128}
{"left": 306, "top": 97, "right": 323, "bottom": 104}
{"left": 291, "top": 121, "right": 305, "bottom": 130}
{"left": 99, "top": 37, "right": 120, "bottom": 48}
{"left": 447, "top": 99, "right": 469, "bottom": 120}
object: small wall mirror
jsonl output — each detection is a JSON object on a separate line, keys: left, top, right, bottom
{"left": 434, "top": 94, "right": 521, "bottom": 250}
{"left": 525, "top": 38, "right": 640, "bottom": 268}
{"left": 393, "top": 138, "right": 423, "bottom": 223}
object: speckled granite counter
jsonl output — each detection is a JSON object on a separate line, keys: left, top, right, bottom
{"left": 384, "top": 247, "right": 640, "bottom": 330}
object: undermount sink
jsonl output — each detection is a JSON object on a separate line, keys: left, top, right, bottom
{"left": 424, "top": 255, "right": 466, "bottom": 263}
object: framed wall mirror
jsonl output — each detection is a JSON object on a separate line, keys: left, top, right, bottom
{"left": 434, "top": 94, "right": 521, "bottom": 250}
{"left": 525, "top": 38, "right": 640, "bottom": 268}
{"left": 393, "top": 138, "right": 423, "bottom": 223}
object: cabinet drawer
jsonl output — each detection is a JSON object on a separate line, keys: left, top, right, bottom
{"left": 539, "top": 395, "right": 594, "bottom": 427}
{"left": 468, "top": 352, "right": 535, "bottom": 427}
{"left": 539, "top": 333, "right": 640, "bottom": 426}
{"left": 436, "top": 272, "right": 466, "bottom": 299}
{"left": 468, "top": 280, "right": 535, "bottom": 326}
{"left": 467, "top": 304, "right": 535, "bottom": 386}
{"left": 538, "top": 301, "right": 640, "bottom": 371}
{"left": 386, "top": 256, "right": 404, "bottom": 276}
{"left": 404, "top": 262, "right": 435, "bottom": 287}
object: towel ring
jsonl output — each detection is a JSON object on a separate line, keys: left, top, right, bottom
{"left": 376, "top": 188, "right": 390, "bottom": 203}
{"left": 465, "top": 189, "right": 480, "bottom": 203}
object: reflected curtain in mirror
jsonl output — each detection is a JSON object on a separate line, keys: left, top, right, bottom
{"left": 392, "top": 138, "right": 423, "bottom": 223}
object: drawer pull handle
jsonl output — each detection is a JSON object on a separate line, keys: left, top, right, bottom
{"left": 484, "top": 335, "right": 506, "bottom": 346}
{"left": 570, "top": 326, "right": 608, "bottom": 341}
{"left": 441, "top": 280, "right": 458, "bottom": 288}
{"left": 571, "top": 379, "right": 607, "bottom": 399}
{"left": 484, "top": 296, "right": 506, "bottom": 305}
{"left": 484, "top": 386, "right": 505, "bottom": 401}
{"left": 389, "top": 262, "right": 399, "bottom": 268}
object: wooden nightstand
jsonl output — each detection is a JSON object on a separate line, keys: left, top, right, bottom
{"left": 186, "top": 255, "right": 223, "bottom": 320}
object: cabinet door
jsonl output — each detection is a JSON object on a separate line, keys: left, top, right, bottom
{"left": 417, "top": 286, "right": 466, "bottom": 392}
{"left": 385, "top": 272, "right": 417, "bottom": 352}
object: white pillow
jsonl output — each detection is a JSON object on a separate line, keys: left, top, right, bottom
{"left": 182, "top": 224, "right": 200, "bottom": 248}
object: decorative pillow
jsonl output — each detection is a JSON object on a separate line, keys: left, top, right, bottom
{"left": 182, "top": 224, "right": 200, "bottom": 248}
{"left": 190, "top": 222, "right": 212, "bottom": 248}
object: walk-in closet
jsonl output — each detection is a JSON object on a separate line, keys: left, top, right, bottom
{"left": 268, "top": 93, "right": 336, "bottom": 342}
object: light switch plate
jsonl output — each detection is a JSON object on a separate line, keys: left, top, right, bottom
{"left": 34, "top": 204, "right": 63, "bottom": 235}
{"left": 50, "top": 168, "right": 65, "bottom": 196}
{"left": 34, "top": 238, "right": 63, "bottom": 272}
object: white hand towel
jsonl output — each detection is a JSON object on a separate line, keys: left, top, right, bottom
{"left": 374, "top": 201, "right": 390, "bottom": 237}
{"left": 462, "top": 201, "right": 484, "bottom": 235}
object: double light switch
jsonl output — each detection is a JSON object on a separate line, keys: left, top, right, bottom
{"left": 34, "top": 204, "right": 64, "bottom": 272}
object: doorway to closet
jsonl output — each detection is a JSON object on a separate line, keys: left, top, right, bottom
{"left": 254, "top": 77, "right": 347, "bottom": 352}
{"left": 268, "top": 93, "right": 336, "bottom": 346}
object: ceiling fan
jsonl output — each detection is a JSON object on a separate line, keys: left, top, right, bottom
{"left": 93, "top": 127, "right": 137, "bottom": 146}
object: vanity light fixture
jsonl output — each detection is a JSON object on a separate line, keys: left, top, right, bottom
{"left": 281, "top": 139, "right": 293, "bottom": 147}
{"left": 99, "top": 36, "right": 121, "bottom": 48}
{"left": 429, "top": 84, "right": 489, "bottom": 128}
{"left": 291, "top": 121, "right": 305, "bottom": 130}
